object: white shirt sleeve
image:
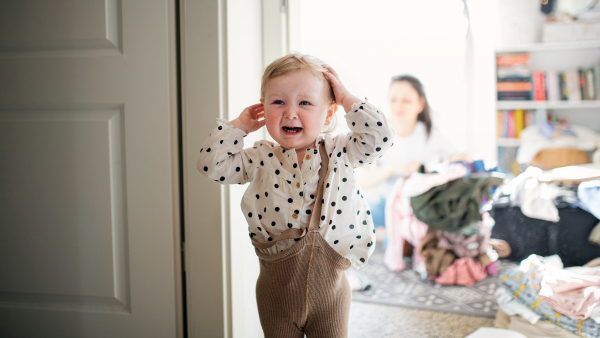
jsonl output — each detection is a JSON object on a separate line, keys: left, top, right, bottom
{"left": 338, "top": 101, "right": 395, "bottom": 169}
{"left": 197, "top": 119, "right": 259, "bottom": 185}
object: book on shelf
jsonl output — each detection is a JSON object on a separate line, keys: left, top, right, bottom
{"left": 586, "top": 68, "right": 596, "bottom": 100}
{"left": 496, "top": 51, "right": 600, "bottom": 102}
{"left": 546, "top": 70, "right": 560, "bottom": 101}
{"left": 496, "top": 109, "right": 537, "bottom": 140}
{"left": 508, "top": 110, "right": 515, "bottom": 138}
{"left": 497, "top": 52, "right": 532, "bottom": 101}
{"left": 532, "top": 71, "right": 546, "bottom": 101}
{"left": 515, "top": 109, "right": 523, "bottom": 138}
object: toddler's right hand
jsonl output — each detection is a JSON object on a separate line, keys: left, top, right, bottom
{"left": 230, "top": 103, "right": 265, "bottom": 134}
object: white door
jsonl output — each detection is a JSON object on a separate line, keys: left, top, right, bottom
{"left": 0, "top": 1, "right": 182, "bottom": 337}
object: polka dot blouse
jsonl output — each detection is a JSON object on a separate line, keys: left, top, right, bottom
{"left": 197, "top": 102, "right": 395, "bottom": 269}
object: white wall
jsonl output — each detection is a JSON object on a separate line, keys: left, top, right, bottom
{"left": 227, "top": 0, "right": 263, "bottom": 337}
{"left": 297, "top": 0, "right": 470, "bottom": 153}
{"left": 466, "top": 0, "right": 499, "bottom": 163}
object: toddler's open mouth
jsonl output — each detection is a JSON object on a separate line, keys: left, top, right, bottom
{"left": 282, "top": 126, "right": 303, "bottom": 134}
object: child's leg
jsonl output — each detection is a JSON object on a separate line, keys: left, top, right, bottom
{"left": 255, "top": 269, "right": 305, "bottom": 338}
{"left": 303, "top": 270, "right": 351, "bottom": 338}
{"left": 303, "top": 238, "right": 352, "bottom": 338}
{"left": 255, "top": 246, "right": 311, "bottom": 338}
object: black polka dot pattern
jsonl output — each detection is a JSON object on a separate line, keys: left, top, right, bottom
{"left": 196, "top": 101, "right": 393, "bottom": 268}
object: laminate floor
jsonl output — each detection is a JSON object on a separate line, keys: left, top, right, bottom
{"left": 348, "top": 301, "right": 494, "bottom": 338}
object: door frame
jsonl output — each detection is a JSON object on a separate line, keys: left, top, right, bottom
{"left": 180, "top": 0, "right": 293, "bottom": 336}
{"left": 180, "top": 0, "right": 232, "bottom": 337}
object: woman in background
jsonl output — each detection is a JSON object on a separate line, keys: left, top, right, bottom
{"left": 357, "top": 75, "right": 469, "bottom": 244}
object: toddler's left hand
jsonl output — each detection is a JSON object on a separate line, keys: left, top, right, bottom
{"left": 322, "top": 65, "right": 361, "bottom": 113}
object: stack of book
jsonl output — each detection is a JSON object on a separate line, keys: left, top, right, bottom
{"left": 497, "top": 52, "right": 600, "bottom": 101}
{"left": 542, "top": 68, "right": 598, "bottom": 101}
{"left": 496, "top": 109, "right": 537, "bottom": 138}
{"left": 497, "top": 53, "right": 532, "bottom": 101}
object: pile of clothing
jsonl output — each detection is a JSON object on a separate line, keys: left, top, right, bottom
{"left": 491, "top": 168, "right": 600, "bottom": 267}
{"left": 495, "top": 254, "right": 600, "bottom": 338}
{"left": 494, "top": 166, "right": 582, "bottom": 223}
{"left": 384, "top": 162, "right": 507, "bottom": 285}
{"left": 580, "top": 179, "right": 600, "bottom": 245}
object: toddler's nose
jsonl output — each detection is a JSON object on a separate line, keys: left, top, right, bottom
{"left": 283, "top": 107, "right": 299, "bottom": 120}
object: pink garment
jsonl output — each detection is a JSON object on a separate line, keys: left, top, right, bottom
{"left": 540, "top": 265, "right": 600, "bottom": 320}
{"left": 486, "top": 261, "right": 498, "bottom": 275}
{"left": 436, "top": 231, "right": 490, "bottom": 258}
{"left": 434, "top": 257, "right": 488, "bottom": 286}
{"left": 384, "top": 164, "right": 468, "bottom": 273}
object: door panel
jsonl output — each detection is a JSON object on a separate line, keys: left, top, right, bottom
{"left": 0, "top": 1, "right": 180, "bottom": 337}
{"left": 0, "top": 107, "right": 128, "bottom": 312}
{"left": 0, "top": 0, "right": 121, "bottom": 56}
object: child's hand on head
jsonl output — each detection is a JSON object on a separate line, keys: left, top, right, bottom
{"left": 322, "top": 65, "right": 361, "bottom": 113}
{"left": 230, "top": 103, "right": 265, "bottom": 134}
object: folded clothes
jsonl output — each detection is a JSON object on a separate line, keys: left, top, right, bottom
{"left": 540, "top": 265, "right": 600, "bottom": 320}
{"left": 494, "top": 286, "right": 542, "bottom": 325}
{"left": 499, "top": 255, "right": 600, "bottom": 338}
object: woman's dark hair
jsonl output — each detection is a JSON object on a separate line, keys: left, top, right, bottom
{"left": 391, "top": 74, "right": 432, "bottom": 137}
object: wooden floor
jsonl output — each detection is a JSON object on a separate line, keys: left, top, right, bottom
{"left": 348, "top": 301, "right": 494, "bottom": 338}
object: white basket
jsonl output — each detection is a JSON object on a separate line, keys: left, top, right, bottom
{"left": 542, "top": 20, "right": 600, "bottom": 42}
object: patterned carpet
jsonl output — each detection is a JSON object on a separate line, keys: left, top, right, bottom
{"left": 351, "top": 244, "right": 518, "bottom": 317}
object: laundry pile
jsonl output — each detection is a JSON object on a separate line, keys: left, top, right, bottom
{"left": 580, "top": 179, "right": 600, "bottom": 245}
{"left": 383, "top": 162, "right": 507, "bottom": 285}
{"left": 494, "top": 254, "right": 600, "bottom": 338}
{"left": 491, "top": 167, "right": 600, "bottom": 267}
{"left": 495, "top": 166, "right": 584, "bottom": 223}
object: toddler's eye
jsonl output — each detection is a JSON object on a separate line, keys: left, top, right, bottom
{"left": 273, "top": 100, "right": 284, "bottom": 104}
{"left": 299, "top": 101, "right": 310, "bottom": 106}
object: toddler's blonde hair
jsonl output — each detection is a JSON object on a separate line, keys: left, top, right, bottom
{"left": 261, "top": 52, "right": 337, "bottom": 133}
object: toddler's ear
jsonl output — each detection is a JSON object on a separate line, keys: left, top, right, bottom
{"left": 325, "top": 103, "right": 338, "bottom": 125}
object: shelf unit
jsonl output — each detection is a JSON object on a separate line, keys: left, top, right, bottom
{"left": 495, "top": 40, "right": 600, "bottom": 53}
{"left": 496, "top": 100, "right": 600, "bottom": 110}
{"left": 495, "top": 40, "right": 600, "bottom": 173}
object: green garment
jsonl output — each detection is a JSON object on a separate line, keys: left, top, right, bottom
{"left": 410, "top": 174, "right": 504, "bottom": 232}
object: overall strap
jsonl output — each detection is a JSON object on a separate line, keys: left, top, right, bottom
{"left": 307, "top": 139, "right": 329, "bottom": 232}
{"left": 251, "top": 139, "right": 329, "bottom": 249}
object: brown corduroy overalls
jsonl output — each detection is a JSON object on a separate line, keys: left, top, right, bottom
{"left": 250, "top": 141, "right": 352, "bottom": 338}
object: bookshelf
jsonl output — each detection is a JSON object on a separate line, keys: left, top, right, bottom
{"left": 495, "top": 40, "right": 600, "bottom": 53}
{"left": 496, "top": 100, "right": 600, "bottom": 110}
{"left": 495, "top": 40, "right": 600, "bottom": 174}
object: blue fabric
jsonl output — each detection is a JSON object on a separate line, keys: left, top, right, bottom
{"left": 578, "top": 179, "right": 600, "bottom": 220}
{"left": 367, "top": 197, "right": 388, "bottom": 248}
{"left": 370, "top": 197, "right": 386, "bottom": 228}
